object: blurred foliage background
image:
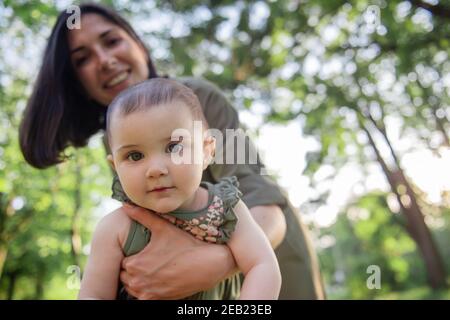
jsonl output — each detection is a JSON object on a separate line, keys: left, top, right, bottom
{"left": 0, "top": 0, "right": 449, "bottom": 299}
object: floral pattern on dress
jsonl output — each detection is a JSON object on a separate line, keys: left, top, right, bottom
{"left": 162, "top": 195, "right": 227, "bottom": 243}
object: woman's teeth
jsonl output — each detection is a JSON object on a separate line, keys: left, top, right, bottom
{"left": 106, "top": 71, "right": 128, "bottom": 87}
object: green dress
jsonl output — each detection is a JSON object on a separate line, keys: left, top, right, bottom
{"left": 113, "top": 177, "right": 242, "bottom": 300}
{"left": 104, "top": 77, "right": 325, "bottom": 299}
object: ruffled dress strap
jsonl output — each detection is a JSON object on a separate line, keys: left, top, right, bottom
{"left": 210, "top": 176, "right": 242, "bottom": 244}
{"left": 214, "top": 176, "right": 242, "bottom": 207}
{"left": 111, "top": 174, "right": 134, "bottom": 204}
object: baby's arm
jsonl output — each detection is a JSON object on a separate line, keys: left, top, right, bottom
{"left": 78, "top": 209, "right": 130, "bottom": 299}
{"left": 227, "top": 200, "right": 282, "bottom": 300}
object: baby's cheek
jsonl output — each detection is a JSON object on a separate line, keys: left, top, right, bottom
{"left": 175, "top": 165, "right": 201, "bottom": 188}
{"left": 119, "top": 172, "right": 141, "bottom": 199}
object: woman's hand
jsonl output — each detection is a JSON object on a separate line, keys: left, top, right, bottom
{"left": 119, "top": 204, "right": 237, "bottom": 300}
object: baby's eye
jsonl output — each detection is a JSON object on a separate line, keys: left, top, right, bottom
{"left": 166, "top": 142, "right": 183, "bottom": 154}
{"left": 127, "top": 152, "right": 144, "bottom": 161}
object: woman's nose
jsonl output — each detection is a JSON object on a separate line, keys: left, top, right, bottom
{"left": 95, "top": 48, "right": 117, "bottom": 71}
{"left": 145, "top": 159, "right": 168, "bottom": 178}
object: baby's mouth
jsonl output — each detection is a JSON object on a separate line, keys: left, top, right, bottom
{"left": 149, "top": 187, "right": 175, "bottom": 193}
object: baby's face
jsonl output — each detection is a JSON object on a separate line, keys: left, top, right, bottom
{"left": 108, "top": 101, "right": 214, "bottom": 213}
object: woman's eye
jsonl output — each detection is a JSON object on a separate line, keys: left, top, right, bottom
{"left": 75, "top": 56, "right": 88, "bottom": 67}
{"left": 107, "top": 38, "right": 121, "bottom": 47}
{"left": 166, "top": 143, "right": 183, "bottom": 154}
{"left": 127, "top": 152, "right": 144, "bottom": 161}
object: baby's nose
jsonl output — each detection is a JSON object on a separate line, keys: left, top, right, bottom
{"left": 145, "top": 159, "right": 168, "bottom": 178}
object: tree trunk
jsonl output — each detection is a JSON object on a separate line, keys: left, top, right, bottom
{"left": 34, "top": 268, "right": 45, "bottom": 300}
{"left": 0, "top": 242, "right": 7, "bottom": 280}
{"left": 7, "top": 272, "right": 17, "bottom": 300}
{"left": 392, "top": 169, "right": 447, "bottom": 288}
{"left": 361, "top": 122, "right": 447, "bottom": 288}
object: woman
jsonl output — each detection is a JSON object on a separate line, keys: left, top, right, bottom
{"left": 19, "top": 3, "right": 325, "bottom": 299}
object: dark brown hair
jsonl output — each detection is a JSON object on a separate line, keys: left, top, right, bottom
{"left": 19, "top": 3, "right": 158, "bottom": 168}
{"left": 106, "top": 78, "right": 208, "bottom": 143}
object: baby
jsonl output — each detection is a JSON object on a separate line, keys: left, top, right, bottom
{"left": 78, "top": 78, "right": 281, "bottom": 299}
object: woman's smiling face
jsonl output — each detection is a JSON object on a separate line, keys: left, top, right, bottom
{"left": 68, "top": 14, "right": 149, "bottom": 105}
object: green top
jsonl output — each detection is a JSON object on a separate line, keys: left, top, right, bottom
{"left": 105, "top": 77, "right": 325, "bottom": 299}
{"left": 115, "top": 177, "right": 242, "bottom": 300}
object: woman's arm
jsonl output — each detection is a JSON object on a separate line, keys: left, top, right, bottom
{"left": 119, "top": 205, "right": 237, "bottom": 300}
{"left": 228, "top": 200, "right": 282, "bottom": 300}
{"left": 78, "top": 210, "right": 129, "bottom": 299}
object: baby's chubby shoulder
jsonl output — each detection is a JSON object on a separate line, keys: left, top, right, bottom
{"left": 94, "top": 207, "right": 132, "bottom": 248}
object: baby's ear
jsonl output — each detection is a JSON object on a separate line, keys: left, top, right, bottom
{"left": 203, "top": 135, "right": 216, "bottom": 170}
{"left": 106, "top": 154, "right": 116, "bottom": 171}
